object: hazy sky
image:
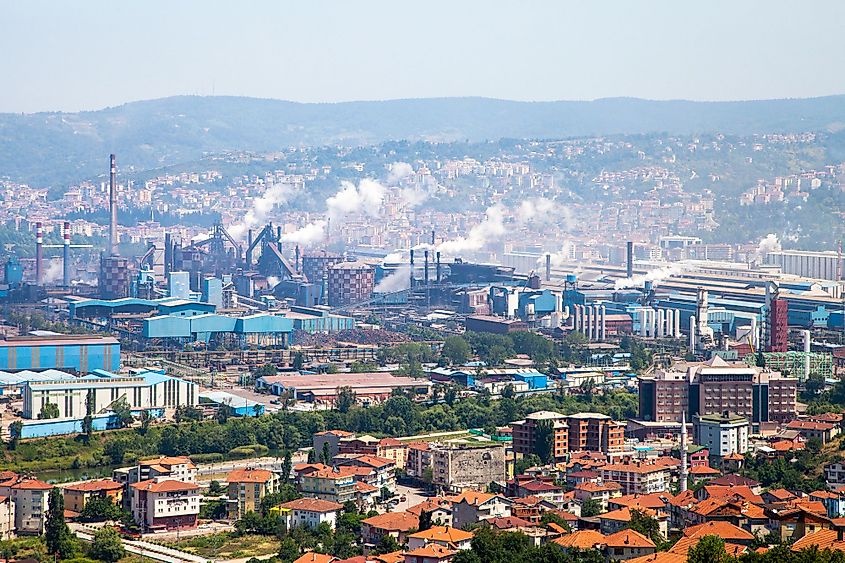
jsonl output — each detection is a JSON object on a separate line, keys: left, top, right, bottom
{"left": 2, "top": 0, "right": 845, "bottom": 113}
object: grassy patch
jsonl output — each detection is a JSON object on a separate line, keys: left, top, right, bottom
{"left": 167, "top": 532, "right": 279, "bottom": 559}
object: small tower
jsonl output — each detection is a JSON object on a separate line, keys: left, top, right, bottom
{"left": 680, "top": 411, "right": 689, "bottom": 493}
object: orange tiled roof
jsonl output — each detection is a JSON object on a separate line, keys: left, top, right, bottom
{"left": 63, "top": 479, "right": 123, "bottom": 493}
{"left": 294, "top": 553, "right": 337, "bottom": 563}
{"left": 408, "top": 525, "right": 472, "bottom": 543}
{"left": 604, "top": 529, "right": 656, "bottom": 549}
{"left": 791, "top": 528, "right": 845, "bottom": 552}
{"left": 627, "top": 553, "right": 687, "bottom": 563}
{"left": 575, "top": 481, "right": 622, "bottom": 493}
{"left": 280, "top": 498, "right": 344, "bottom": 513}
{"left": 227, "top": 469, "right": 275, "bottom": 484}
{"left": 129, "top": 479, "right": 198, "bottom": 493}
{"left": 554, "top": 530, "right": 606, "bottom": 549}
{"left": 449, "top": 490, "right": 496, "bottom": 506}
{"left": 683, "top": 520, "right": 754, "bottom": 541}
{"left": 402, "top": 544, "right": 456, "bottom": 559}
{"left": 363, "top": 511, "right": 419, "bottom": 532}
{"left": 11, "top": 478, "right": 52, "bottom": 491}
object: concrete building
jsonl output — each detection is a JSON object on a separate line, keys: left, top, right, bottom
{"left": 431, "top": 442, "right": 506, "bottom": 493}
{"left": 766, "top": 250, "right": 843, "bottom": 281}
{"left": 637, "top": 357, "right": 797, "bottom": 428}
{"left": 0, "top": 334, "right": 120, "bottom": 372}
{"left": 510, "top": 411, "right": 625, "bottom": 461}
{"left": 299, "top": 467, "right": 357, "bottom": 505}
{"left": 450, "top": 491, "right": 512, "bottom": 530}
{"left": 0, "top": 496, "right": 13, "bottom": 540}
{"left": 277, "top": 498, "right": 343, "bottom": 531}
{"left": 114, "top": 456, "right": 197, "bottom": 489}
{"left": 693, "top": 412, "right": 750, "bottom": 458}
{"left": 63, "top": 479, "right": 124, "bottom": 513}
{"left": 22, "top": 370, "right": 198, "bottom": 419}
{"left": 226, "top": 469, "right": 280, "bottom": 519}
{"left": 8, "top": 478, "right": 51, "bottom": 535}
{"left": 129, "top": 479, "right": 200, "bottom": 531}
{"left": 599, "top": 461, "right": 673, "bottom": 496}
{"left": 327, "top": 261, "right": 375, "bottom": 307}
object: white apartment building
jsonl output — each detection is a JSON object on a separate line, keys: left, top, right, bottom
{"left": 9, "top": 479, "right": 51, "bottom": 535}
{"left": 129, "top": 479, "right": 200, "bottom": 531}
{"left": 694, "top": 412, "right": 750, "bottom": 458}
{"left": 0, "top": 496, "right": 13, "bottom": 540}
{"left": 278, "top": 498, "right": 343, "bottom": 530}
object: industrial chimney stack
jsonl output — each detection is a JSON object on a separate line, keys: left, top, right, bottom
{"left": 626, "top": 241, "right": 634, "bottom": 279}
{"left": 63, "top": 221, "right": 71, "bottom": 287}
{"left": 35, "top": 221, "right": 43, "bottom": 285}
{"left": 109, "top": 154, "right": 118, "bottom": 256}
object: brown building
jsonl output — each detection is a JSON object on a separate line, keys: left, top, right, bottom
{"left": 327, "top": 261, "right": 375, "bottom": 307}
{"left": 511, "top": 411, "right": 624, "bottom": 462}
{"left": 637, "top": 357, "right": 797, "bottom": 428}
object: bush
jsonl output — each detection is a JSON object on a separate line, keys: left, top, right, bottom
{"left": 228, "top": 445, "right": 269, "bottom": 458}
{"left": 190, "top": 453, "right": 225, "bottom": 463}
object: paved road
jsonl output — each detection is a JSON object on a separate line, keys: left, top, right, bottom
{"left": 71, "top": 523, "right": 210, "bottom": 563}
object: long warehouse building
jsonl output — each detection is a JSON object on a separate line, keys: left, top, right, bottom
{"left": 0, "top": 334, "right": 120, "bottom": 373}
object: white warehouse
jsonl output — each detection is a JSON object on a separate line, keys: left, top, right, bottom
{"left": 21, "top": 370, "right": 198, "bottom": 419}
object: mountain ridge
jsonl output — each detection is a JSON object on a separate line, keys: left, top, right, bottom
{"left": 2, "top": 94, "right": 845, "bottom": 185}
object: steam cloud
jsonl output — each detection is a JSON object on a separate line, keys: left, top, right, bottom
{"left": 229, "top": 182, "right": 293, "bottom": 240}
{"left": 42, "top": 259, "right": 63, "bottom": 284}
{"left": 614, "top": 262, "right": 696, "bottom": 290}
{"left": 387, "top": 162, "right": 414, "bottom": 183}
{"left": 374, "top": 264, "right": 411, "bottom": 293}
{"left": 755, "top": 233, "right": 781, "bottom": 261}
{"left": 437, "top": 204, "right": 508, "bottom": 255}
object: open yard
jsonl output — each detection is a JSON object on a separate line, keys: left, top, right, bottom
{"left": 165, "top": 532, "right": 280, "bottom": 560}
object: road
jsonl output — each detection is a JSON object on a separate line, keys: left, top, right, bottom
{"left": 389, "top": 484, "right": 426, "bottom": 513}
{"left": 71, "top": 523, "right": 210, "bottom": 563}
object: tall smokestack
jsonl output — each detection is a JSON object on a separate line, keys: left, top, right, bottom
{"left": 63, "top": 221, "right": 71, "bottom": 287}
{"left": 626, "top": 241, "right": 633, "bottom": 279}
{"left": 35, "top": 221, "right": 43, "bottom": 285}
{"left": 246, "top": 229, "right": 254, "bottom": 268}
{"left": 295, "top": 245, "right": 301, "bottom": 273}
{"left": 436, "top": 251, "right": 441, "bottom": 284}
{"left": 409, "top": 249, "right": 415, "bottom": 289}
{"left": 431, "top": 230, "right": 435, "bottom": 245}
{"left": 424, "top": 250, "right": 429, "bottom": 286}
{"left": 109, "top": 154, "right": 118, "bottom": 256}
{"left": 545, "top": 253, "right": 551, "bottom": 282}
{"left": 164, "top": 233, "right": 172, "bottom": 278}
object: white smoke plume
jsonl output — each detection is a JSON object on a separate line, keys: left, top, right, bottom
{"left": 387, "top": 162, "right": 414, "bottom": 183}
{"left": 383, "top": 251, "right": 407, "bottom": 263}
{"left": 326, "top": 179, "right": 386, "bottom": 221}
{"left": 541, "top": 242, "right": 575, "bottom": 268}
{"left": 517, "top": 197, "right": 573, "bottom": 229}
{"left": 229, "top": 182, "right": 293, "bottom": 240}
{"left": 437, "top": 204, "right": 508, "bottom": 255}
{"left": 281, "top": 220, "right": 327, "bottom": 246}
{"left": 614, "top": 262, "right": 696, "bottom": 290}
{"left": 399, "top": 187, "right": 428, "bottom": 207}
{"left": 43, "top": 259, "right": 63, "bottom": 284}
{"left": 266, "top": 276, "right": 280, "bottom": 288}
{"left": 374, "top": 264, "right": 411, "bottom": 293}
{"left": 755, "top": 233, "right": 781, "bottom": 261}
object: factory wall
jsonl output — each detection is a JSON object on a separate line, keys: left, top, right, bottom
{"left": 0, "top": 341, "right": 120, "bottom": 373}
{"left": 22, "top": 373, "right": 198, "bottom": 419}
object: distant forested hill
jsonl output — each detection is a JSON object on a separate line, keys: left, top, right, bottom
{"left": 2, "top": 95, "right": 845, "bottom": 185}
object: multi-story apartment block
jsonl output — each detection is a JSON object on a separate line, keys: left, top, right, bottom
{"left": 226, "top": 469, "right": 280, "bottom": 519}
{"left": 638, "top": 357, "right": 797, "bottom": 428}
{"left": 129, "top": 479, "right": 199, "bottom": 531}
{"left": 114, "top": 456, "right": 197, "bottom": 489}
{"left": 450, "top": 491, "right": 512, "bottom": 530}
{"left": 599, "top": 461, "right": 672, "bottom": 496}
{"left": 431, "top": 442, "right": 506, "bottom": 493}
{"left": 277, "top": 498, "right": 342, "bottom": 530}
{"left": 0, "top": 496, "right": 13, "bottom": 540}
{"left": 406, "top": 442, "right": 433, "bottom": 479}
{"left": 9, "top": 479, "right": 51, "bottom": 535}
{"left": 693, "top": 412, "right": 750, "bottom": 458}
{"left": 63, "top": 479, "right": 124, "bottom": 513}
{"left": 511, "top": 411, "right": 624, "bottom": 462}
{"left": 299, "top": 467, "right": 357, "bottom": 505}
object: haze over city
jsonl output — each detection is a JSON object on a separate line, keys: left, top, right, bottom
{"left": 0, "top": 3, "right": 844, "bottom": 563}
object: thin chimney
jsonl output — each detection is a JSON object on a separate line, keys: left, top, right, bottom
{"left": 109, "top": 154, "right": 118, "bottom": 256}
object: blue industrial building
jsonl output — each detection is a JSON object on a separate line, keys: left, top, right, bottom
{"left": 285, "top": 306, "right": 355, "bottom": 334}
{"left": 142, "top": 312, "right": 293, "bottom": 345}
{"left": 0, "top": 333, "right": 120, "bottom": 372}
{"left": 67, "top": 295, "right": 215, "bottom": 320}
{"left": 200, "top": 390, "right": 264, "bottom": 417}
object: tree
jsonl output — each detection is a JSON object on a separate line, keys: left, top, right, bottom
{"left": 580, "top": 498, "right": 603, "bottom": 518}
{"left": 534, "top": 419, "right": 555, "bottom": 464}
{"left": 627, "top": 509, "right": 662, "bottom": 543}
{"left": 138, "top": 408, "right": 152, "bottom": 434}
{"left": 321, "top": 442, "right": 332, "bottom": 465}
{"left": 111, "top": 396, "right": 134, "bottom": 428}
{"left": 281, "top": 450, "right": 293, "bottom": 484}
{"left": 7, "top": 421, "right": 22, "bottom": 450}
{"left": 103, "top": 438, "right": 130, "bottom": 464}
{"left": 45, "top": 487, "right": 76, "bottom": 559}
{"left": 277, "top": 536, "right": 300, "bottom": 562}
{"left": 515, "top": 454, "right": 542, "bottom": 475}
{"left": 208, "top": 480, "right": 225, "bottom": 495}
{"left": 444, "top": 385, "right": 458, "bottom": 406}
{"left": 175, "top": 405, "right": 204, "bottom": 423}
{"left": 374, "top": 534, "right": 401, "bottom": 554}
{"left": 38, "top": 401, "right": 60, "bottom": 420}
{"left": 419, "top": 509, "right": 433, "bottom": 531}
{"left": 90, "top": 525, "right": 125, "bottom": 562}
{"left": 688, "top": 534, "right": 728, "bottom": 563}
{"left": 80, "top": 495, "right": 125, "bottom": 522}
{"left": 292, "top": 352, "right": 305, "bottom": 371}
{"left": 441, "top": 335, "right": 471, "bottom": 365}
{"left": 254, "top": 363, "right": 278, "bottom": 378}
{"left": 336, "top": 386, "right": 357, "bottom": 413}
{"left": 81, "top": 388, "right": 95, "bottom": 442}
{"left": 501, "top": 383, "right": 516, "bottom": 399}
